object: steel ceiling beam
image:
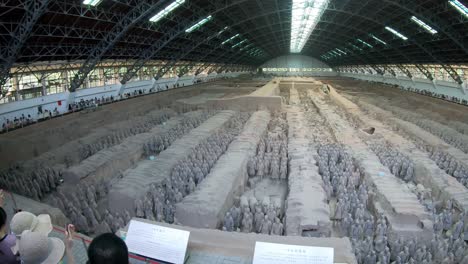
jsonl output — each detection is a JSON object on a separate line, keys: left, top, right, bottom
{"left": 383, "top": 0, "right": 468, "bottom": 55}
{"left": 69, "top": 1, "right": 167, "bottom": 92}
{"left": 0, "top": 0, "right": 49, "bottom": 95}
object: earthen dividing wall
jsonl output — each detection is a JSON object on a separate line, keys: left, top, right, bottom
{"left": 327, "top": 86, "right": 468, "bottom": 214}
{"left": 285, "top": 88, "right": 330, "bottom": 236}
{"left": 205, "top": 79, "right": 282, "bottom": 111}
{"left": 107, "top": 111, "right": 237, "bottom": 213}
{"left": 175, "top": 111, "right": 271, "bottom": 228}
{"left": 307, "top": 87, "right": 433, "bottom": 241}
{"left": 62, "top": 111, "right": 204, "bottom": 185}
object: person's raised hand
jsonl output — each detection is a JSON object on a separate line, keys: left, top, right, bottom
{"left": 0, "top": 189, "right": 5, "bottom": 207}
{"left": 64, "top": 224, "right": 75, "bottom": 251}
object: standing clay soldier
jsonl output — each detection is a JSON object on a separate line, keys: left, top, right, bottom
{"left": 267, "top": 206, "right": 276, "bottom": 222}
{"left": 187, "top": 178, "right": 196, "bottom": 193}
{"left": 164, "top": 200, "right": 174, "bottom": 223}
{"left": 254, "top": 208, "right": 264, "bottom": 233}
{"left": 231, "top": 206, "right": 241, "bottom": 229}
{"left": 247, "top": 158, "right": 256, "bottom": 177}
{"left": 83, "top": 207, "right": 99, "bottom": 230}
{"left": 263, "top": 154, "right": 271, "bottom": 176}
{"left": 271, "top": 217, "right": 283, "bottom": 235}
{"left": 442, "top": 209, "right": 452, "bottom": 231}
{"left": 125, "top": 210, "right": 133, "bottom": 223}
{"left": 76, "top": 213, "right": 90, "bottom": 233}
{"left": 30, "top": 186, "right": 40, "bottom": 201}
{"left": 270, "top": 158, "right": 280, "bottom": 179}
{"left": 452, "top": 219, "right": 464, "bottom": 238}
{"left": 257, "top": 160, "right": 265, "bottom": 178}
{"left": 144, "top": 197, "right": 155, "bottom": 220}
{"left": 249, "top": 197, "right": 259, "bottom": 213}
{"left": 86, "top": 186, "right": 97, "bottom": 204}
{"left": 241, "top": 213, "right": 253, "bottom": 233}
{"left": 334, "top": 200, "right": 343, "bottom": 220}
{"left": 96, "top": 220, "right": 112, "bottom": 235}
{"left": 279, "top": 160, "right": 287, "bottom": 180}
{"left": 174, "top": 191, "right": 183, "bottom": 203}
{"left": 260, "top": 215, "right": 272, "bottom": 235}
{"left": 135, "top": 199, "right": 145, "bottom": 218}
{"left": 155, "top": 199, "right": 164, "bottom": 222}
{"left": 405, "top": 164, "right": 414, "bottom": 182}
{"left": 89, "top": 200, "right": 101, "bottom": 221}
{"left": 261, "top": 197, "right": 270, "bottom": 214}
{"left": 223, "top": 212, "right": 234, "bottom": 232}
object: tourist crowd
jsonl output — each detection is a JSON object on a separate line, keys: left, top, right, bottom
{"left": 401, "top": 86, "right": 468, "bottom": 105}
{"left": 0, "top": 190, "right": 129, "bottom": 264}
{"left": 1, "top": 89, "right": 152, "bottom": 134}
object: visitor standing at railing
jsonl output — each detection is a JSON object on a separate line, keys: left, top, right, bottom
{"left": 0, "top": 190, "right": 20, "bottom": 264}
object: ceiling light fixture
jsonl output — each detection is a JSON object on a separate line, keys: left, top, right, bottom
{"left": 357, "top": 38, "right": 373, "bottom": 48}
{"left": 336, "top": 48, "right": 347, "bottom": 55}
{"left": 186, "top": 15, "right": 213, "bottom": 33}
{"left": 232, "top": 39, "right": 247, "bottom": 48}
{"left": 449, "top": 0, "right": 468, "bottom": 18}
{"left": 240, "top": 43, "right": 253, "bottom": 51}
{"left": 83, "top": 0, "right": 102, "bottom": 6}
{"left": 150, "top": 0, "right": 185, "bottom": 23}
{"left": 218, "top": 26, "right": 229, "bottom": 36}
{"left": 369, "top": 34, "right": 387, "bottom": 45}
{"left": 290, "top": 0, "right": 330, "bottom": 53}
{"left": 347, "top": 42, "right": 364, "bottom": 51}
{"left": 385, "top": 26, "right": 408, "bottom": 40}
{"left": 221, "top": 34, "right": 240, "bottom": 45}
{"left": 410, "top": 16, "right": 438, "bottom": 34}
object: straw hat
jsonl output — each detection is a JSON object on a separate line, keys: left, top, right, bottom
{"left": 18, "top": 230, "right": 65, "bottom": 264}
{"left": 10, "top": 211, "right": 53, "bottom": 237}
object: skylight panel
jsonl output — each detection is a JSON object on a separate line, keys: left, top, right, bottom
{"left": 369, "top": 34, "right": 387, "bottom": 45}
{"left": 357, "top": 38, "right": 373, "bottom": 48}
{"left": 290, "top": 0, "right": 330, "bottom": 53}
{"left": 150, "top": 0, "right": 185, "bottom": 23}
{"left": 186, "top": 15, "right": 213, "bottom": 33}
{"left": 449, "top": 0, "right": 468, "bottom": 18}
{"left": 410, "top": 16, "right": 438, "bottom": 34}
{"left": 83, "top": 0, "right": 102, "bottom": 6}
{"left": 385, "top": 26, "right": 408, "bottom": 40}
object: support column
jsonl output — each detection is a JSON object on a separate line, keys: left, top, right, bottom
{"left": 62, "top": 70, "right": 69, "bottom": 92}
{"left": 13, "top": 76, "right": 20, "bottom": 101}
{"left": 41, "top": 77, "right": 47, "bottom": 96}
{"left": 99, "top": 68, "right": 105, "bottom": 86}
{"left": 173, "top": 76, "right": 179, "bottom": 88}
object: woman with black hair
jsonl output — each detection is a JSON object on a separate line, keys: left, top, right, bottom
{"left": 0, "top": 190, "right": 20, "bottom": 264}
{"left": 87, "top": 233, "right": 129, "bottom": 264}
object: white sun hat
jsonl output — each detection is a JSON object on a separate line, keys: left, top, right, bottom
{"left": 10, "top": 211, "right": 53, "bottom": 237}
{"left": 18, "top": 230, "right": 65, "bottom": 264}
